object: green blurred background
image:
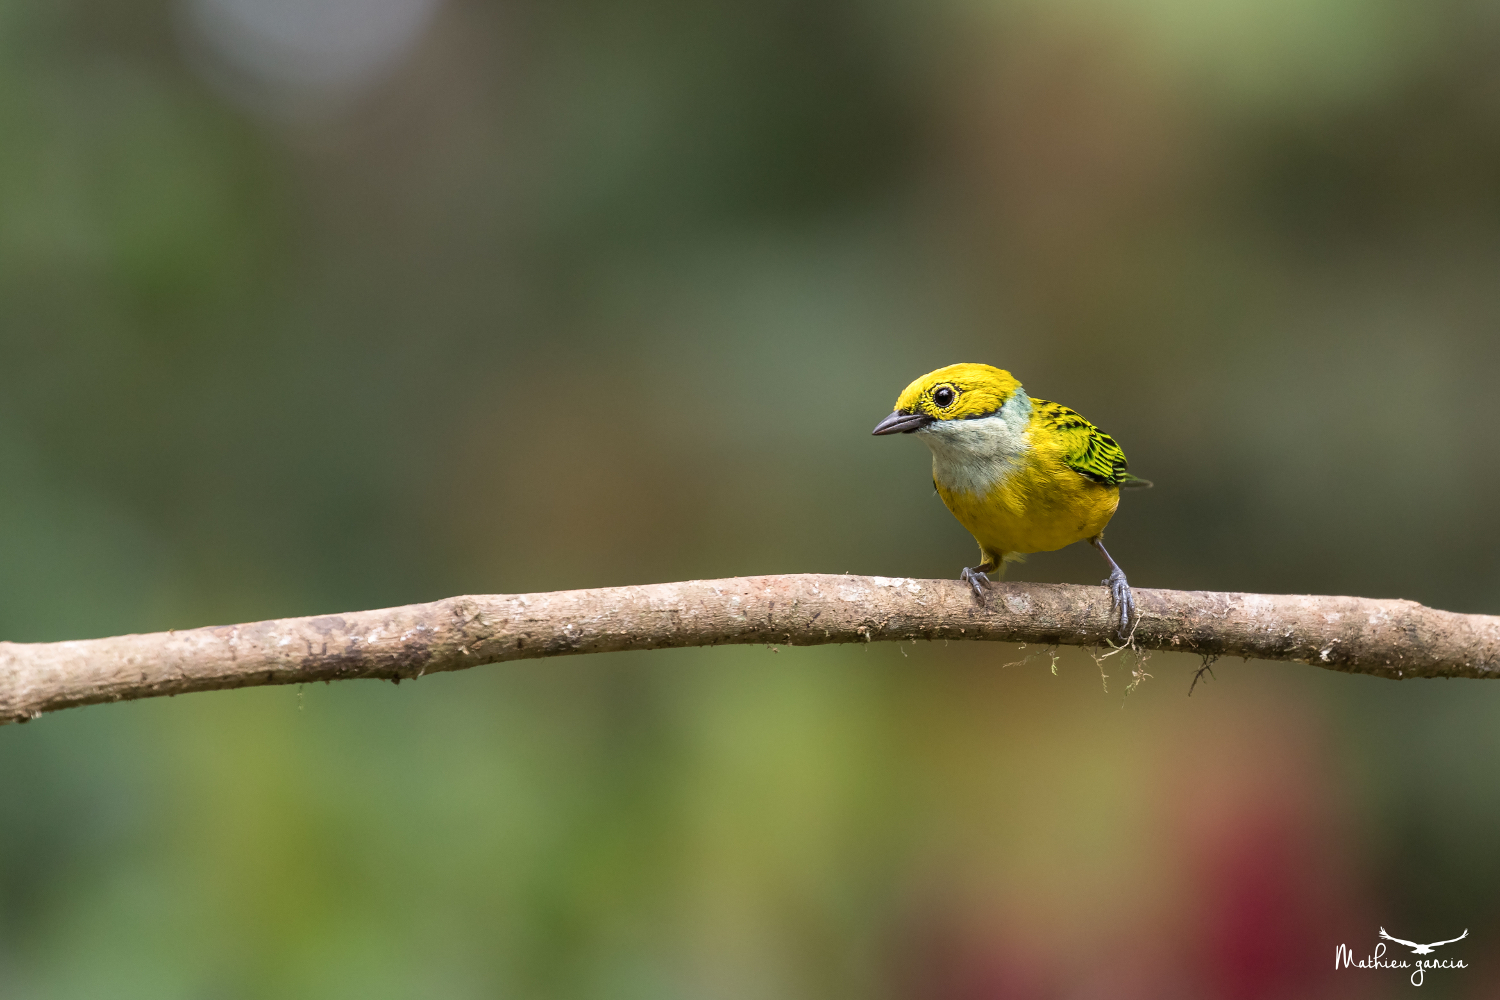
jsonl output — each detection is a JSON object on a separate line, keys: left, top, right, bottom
{"left": 3, "top": 0, "right": 1500, "bottom": 996}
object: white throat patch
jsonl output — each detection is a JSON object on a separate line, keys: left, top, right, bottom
{"left": 916, "top": 392, "right": 1032, "bottom": 496}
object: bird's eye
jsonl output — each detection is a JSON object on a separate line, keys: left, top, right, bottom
{"left": 933, "top": 386, "right": 956, "bottom": 408}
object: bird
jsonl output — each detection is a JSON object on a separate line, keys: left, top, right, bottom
{"left": 872, "top": 362, "right": 1150, "bottom": 634}
{"left": 1378, "top": 928, "right": 1468, "bottom": 955}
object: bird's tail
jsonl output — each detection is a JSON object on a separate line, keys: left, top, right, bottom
{"left": 1119, "top": 474, "right": 1153, "bottom": 490}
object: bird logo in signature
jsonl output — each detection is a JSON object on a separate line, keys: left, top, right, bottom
{"left": 1378, "top": 928, "right": 1469, "bottom": 955}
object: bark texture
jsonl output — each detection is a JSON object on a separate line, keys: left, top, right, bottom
{"left": 1, "top": 574, "right": 1496, "bottom": 724}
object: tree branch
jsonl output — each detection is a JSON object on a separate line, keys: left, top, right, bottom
{"left": 1, "top": 574, "right": 1496, "bottom": 724}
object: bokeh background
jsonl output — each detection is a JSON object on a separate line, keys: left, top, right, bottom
{"left": 3, "top": 0, "right": 1500, "bottom": 996}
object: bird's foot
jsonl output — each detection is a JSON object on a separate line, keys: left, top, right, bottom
{"left": 1102, "top": 567, "right": 1135, "bottom": 638}
{"left": 961, "top": 566, "right": 992, "bottom": 603}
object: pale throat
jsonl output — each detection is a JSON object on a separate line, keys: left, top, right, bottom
{"left": 917, "top": 392, "right": 1032, "bottom": 497}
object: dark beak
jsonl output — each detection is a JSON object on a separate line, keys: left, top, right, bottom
{"left": 871, "top": 410, "right": 934, "bottom": 435}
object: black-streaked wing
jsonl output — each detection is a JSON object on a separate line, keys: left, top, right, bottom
{"left": 1032, "top": 399, "right": 1133, "bottom": 486}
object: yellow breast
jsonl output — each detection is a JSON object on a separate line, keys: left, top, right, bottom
{"left": 936, "top": 451, "right": 1119, "bottom": 558}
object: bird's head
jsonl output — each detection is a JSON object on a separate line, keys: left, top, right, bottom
{"left": 871, "top": 363, "right": 1023, "bottom": 435}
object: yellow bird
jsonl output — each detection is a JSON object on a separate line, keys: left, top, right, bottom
{"left": 872, "top": 363, "right": 1150, "bottom": 632}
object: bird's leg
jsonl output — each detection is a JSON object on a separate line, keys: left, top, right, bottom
{"left": 1089, "top": 536, "right": 1135, "bottom": 637}
{"left": 960, "top": 556, "right": 1000, "bottom": 603}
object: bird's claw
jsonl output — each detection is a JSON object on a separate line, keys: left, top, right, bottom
{"left": 1103, "top": 568, "right": 1135, "bottom": 637}
{"left": 961, "top": 566, "right": 992, "bottom": 603}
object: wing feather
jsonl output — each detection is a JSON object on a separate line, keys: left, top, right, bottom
{"left": 1032, "top": 399, "right": 1144, "bottom": 487}
{"left": 1379, "top": 929, "right": 1421, "bottom": 949}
